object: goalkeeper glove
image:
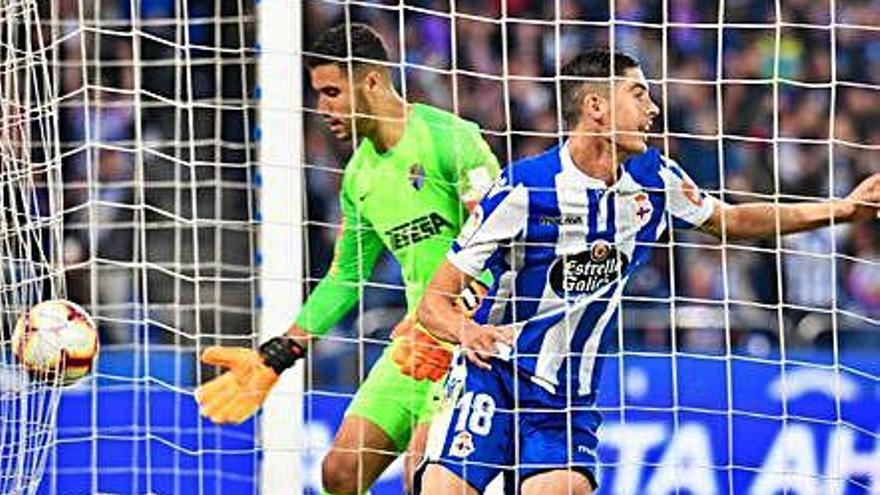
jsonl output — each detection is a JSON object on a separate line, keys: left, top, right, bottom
{"left": 391, "top": 279, "right": 488, "bottom": 382}
{"left": 391, "top": 318, "right": 453, "bottom": 382}
{"left": 195, "top": 336, "right": 305, "bottom": 424}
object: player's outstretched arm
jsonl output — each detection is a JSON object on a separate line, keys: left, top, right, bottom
{"left": 701, "top": 173, "right": 879, "bottom": 239}
{"left": 417, "top": 261, "right": 513, "bottom": 369}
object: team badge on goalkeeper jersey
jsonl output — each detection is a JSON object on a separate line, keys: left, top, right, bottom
{"left": 409, "top": 163, "right": 425, "bottom": 190}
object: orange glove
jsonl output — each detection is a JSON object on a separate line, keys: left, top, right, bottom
{"left": 391, "top": 279, "right": 488, "bottom": 382}
{"left": 391, "top": 318, "right": 453, "bottom": 382}
{"left": 195, "top": 337, "right": 304, "bottom": 424}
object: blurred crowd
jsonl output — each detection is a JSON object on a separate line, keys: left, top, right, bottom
{"left": 19, "top": 0, "right": 874, "bottom": 385}
{"left": 302, "top": 0, "right": 879, "bottom": 382}
{"left": 49, "top": 0, "right": 256, "bottom": 345}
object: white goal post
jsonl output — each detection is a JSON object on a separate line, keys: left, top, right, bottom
{"left": 256, "top": 0, "right": 304, "bottom": 494}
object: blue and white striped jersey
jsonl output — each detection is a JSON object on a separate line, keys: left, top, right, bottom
{"left": 448, "top": 143, "right": 716, "bottom": 401}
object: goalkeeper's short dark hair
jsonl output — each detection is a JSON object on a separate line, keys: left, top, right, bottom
{"left": 560, "top": 49, "right": 641, "bottom": 129}
{"left": 307, "top": 23, "right": 389, "bottom": 73}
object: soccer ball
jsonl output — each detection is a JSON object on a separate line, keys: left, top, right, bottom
{"left": 11, "top": 299, "right": 99, "bottom": 385}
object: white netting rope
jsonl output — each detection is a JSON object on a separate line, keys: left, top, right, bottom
{"left": 0, "top": 0, "right": 67, "bottom": 494}
{"left": 2, "top": 0, "right": 877, "bottom": 493}
{"left": 302, "top": 2, "right": 879, "bottom": 494}
{"left": 2, "top": 1, "right": 259, "bottom": 494}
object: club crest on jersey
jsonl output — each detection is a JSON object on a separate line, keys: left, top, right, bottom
{"left": 449, "top": 431, "right": 475, "bottom": 458}
{"left": 633, "top": 192, "right": 653, "bottom": 224}
{"left": 408, "top": 164, "right": 425, "bottom": 190}
{"left": 548, "top": 240, "right": 629, "bottom": 298}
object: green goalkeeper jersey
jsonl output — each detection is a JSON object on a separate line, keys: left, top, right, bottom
{"left": 296, "top": 103, "right": 500, "bottom": 335}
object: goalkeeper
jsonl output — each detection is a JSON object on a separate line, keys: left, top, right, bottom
{"left": 194, "top": 23, "right": 499, "bottom": 495}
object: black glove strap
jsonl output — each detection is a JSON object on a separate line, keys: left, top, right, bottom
{"left": 459, "top": 279, "right": 489, "bottom": 312}
{"left": 259, "top": 336, "right": 306, "bottom": 375}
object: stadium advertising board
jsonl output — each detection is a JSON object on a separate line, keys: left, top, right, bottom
{"left": 46, "top": 351, "right": 879, "bottom": 494}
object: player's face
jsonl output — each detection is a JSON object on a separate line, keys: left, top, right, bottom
{"left": 310, "top": 63, "right": 356, "bottom": 140}
{"left": 612, "top": 67, "right": 659, "bottom": 155}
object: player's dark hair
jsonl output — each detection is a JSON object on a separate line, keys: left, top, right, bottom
{"left": 560, "top": 49, "right": 641, "bottom": 129}
{"left": 306, "top": 23, "right": 389, "bottom": 76}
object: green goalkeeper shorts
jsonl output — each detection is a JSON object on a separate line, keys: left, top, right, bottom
{"left": 345, "top": 347, "right": 444, "bottom": 452}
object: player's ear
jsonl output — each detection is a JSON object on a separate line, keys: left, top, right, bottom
{"left": 361, "top": 69, "right": 384, "bottom": 93}
{"left": 583, "top": 92, "right": 608, "bottom": 123}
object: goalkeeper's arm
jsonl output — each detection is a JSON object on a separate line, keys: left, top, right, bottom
{"left": 288, "top": 181, "right": 385, "bottom": 342}
{"left": 195, "top": 186, "right": 384, "bottom": 424}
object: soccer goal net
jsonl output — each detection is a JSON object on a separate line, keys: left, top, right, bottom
{"left": 298, "top": 2, "right": 878, "bottom": 495}
{"left": 1, "top": 0, "right": 271, "bottom": 493}
{"left": 1, "top": 0, "right": 877, "bottom": 494}
{"left": 0, "top": 0, "right": 67, "bottom": 493}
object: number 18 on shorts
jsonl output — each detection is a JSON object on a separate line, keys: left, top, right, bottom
{"left": 426, "top": 357, "right": 601, "bottom": 492}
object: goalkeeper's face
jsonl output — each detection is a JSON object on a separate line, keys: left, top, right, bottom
{"left": 310, "top": 63, "right": 358, "bottom": 140}
{"left": 610, "top": 67, "right": 659, "bottom": 155}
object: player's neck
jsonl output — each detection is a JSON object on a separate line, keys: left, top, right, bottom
{"left": 365, "top": 94, "right": 409, "bottom": 154}
{"left": 567, "top": 134, "right": 618, "bottom": 186}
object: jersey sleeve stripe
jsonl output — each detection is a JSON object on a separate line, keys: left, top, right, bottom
{"left": 447, "top": 184, "right": 530, "bottom": 277}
